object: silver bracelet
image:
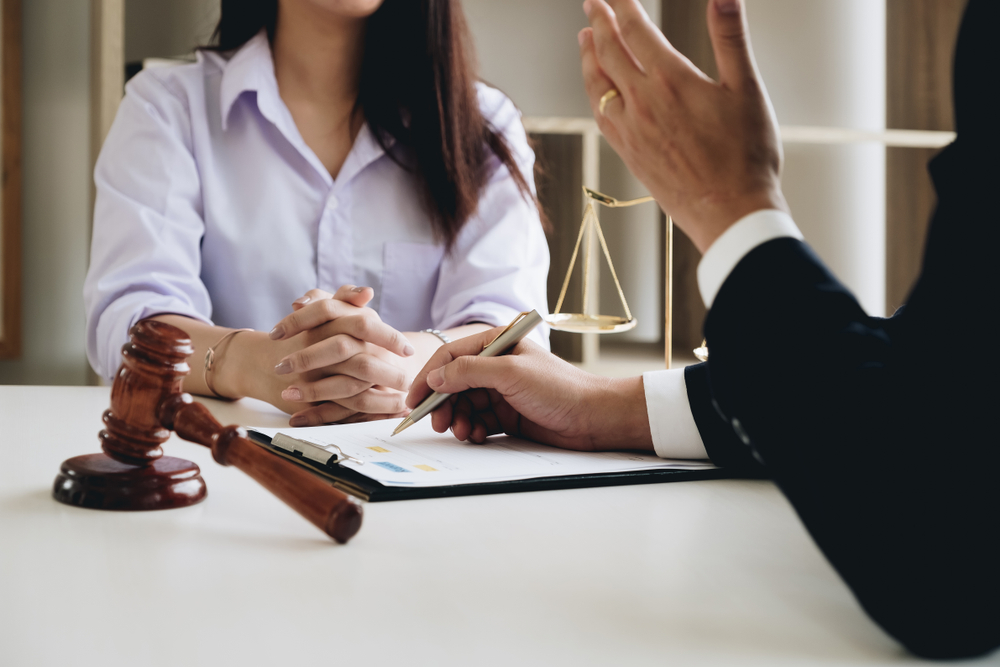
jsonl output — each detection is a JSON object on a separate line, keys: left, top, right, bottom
{"left": 420, "top": 329, "right": 452, "bottom": 345}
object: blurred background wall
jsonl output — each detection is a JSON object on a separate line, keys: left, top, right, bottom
{"left": 750, "top": 0, "right": 886, "bottom": 318}
{"left": 0, "top": 0, "right": 91, "bottom": 384}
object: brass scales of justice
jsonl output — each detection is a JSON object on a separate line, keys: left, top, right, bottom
{"left": 545, "top": 186, "right": 709, "bottom": 368}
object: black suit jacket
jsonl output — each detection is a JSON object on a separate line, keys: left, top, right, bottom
{"left": 681, "top": 0, "right": 999, "bottom": 659}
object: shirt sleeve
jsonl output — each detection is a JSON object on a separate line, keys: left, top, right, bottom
{"left": 642, "top": 369, "right": 709, "bottom": 460}
{"left": 697, "top": 209, "right": 803, "bottom": 308}
{"left": 642, "top": 209, "right": 800, "bottom": 461}
{"left": 83, "top": 70, "right": 213, "bottom": 380}
{"left": 431, "top": 86, "right": 550, "bottom": 348}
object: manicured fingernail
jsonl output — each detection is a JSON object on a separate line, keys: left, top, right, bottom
{"left": 293, "top": 296, "right": 311, "bottom": 306}
{"left": 269, "top": 325, "right": 284, "bottom": 340}
{"left": 578, "top": 30, "right": 586, "bottom": 46}
{"left": 274, "top": 359, "right": 293, "bottom": 375}
{"left": 715, "top": 0, "right": 739, "bottom": 14}
{"left": 428, "top": 368, "right": 444, "bottom": 387}
{"left": 583, "top": 0, "right": 593, "bottom": 14}
{"left": 403, "top": 344, "right": 415, "bottom": 356}
{"left": 289, "top": 415, "right": 308, "bottom": 427}
{"left": 352, "top": 286, "right": 368, "bottom": 293}
{"left": 282, "top": 387, "right": 303, "bottom": 401}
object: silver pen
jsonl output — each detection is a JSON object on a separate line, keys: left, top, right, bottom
{"left": 392, "top": 310, "right": 544, "bottom": 436}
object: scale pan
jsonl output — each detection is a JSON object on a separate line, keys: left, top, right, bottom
{"left": 544, "top": 313, "right": 638, "bottom": 334}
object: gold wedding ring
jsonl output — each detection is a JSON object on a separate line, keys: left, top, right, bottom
{"left": 599, "top": 88, "right": 620, "bottom": 115}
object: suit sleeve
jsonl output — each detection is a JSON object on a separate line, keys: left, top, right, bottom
{"left": 703, "top": 226, "right": 1000, "bottom": 658}
{"left": 682, "top": 363, "right": 762, "bottom": 471}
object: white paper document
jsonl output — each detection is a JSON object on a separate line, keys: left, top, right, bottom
{"left": 250, "top": 419, "right": 714, "bottom": 489}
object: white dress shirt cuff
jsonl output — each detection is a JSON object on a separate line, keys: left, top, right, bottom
{"left": 642, "top": 370, "right": 709, "bottom": 460}
{"left": 697, "top": 209, "right": 803, "bottom": 308}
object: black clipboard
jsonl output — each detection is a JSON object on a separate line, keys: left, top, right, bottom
{"left": 247, "top": 430, "right": 757, "bottom": 502}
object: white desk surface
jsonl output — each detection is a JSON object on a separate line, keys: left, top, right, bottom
{"left": 1, "top": 385, "right": 996, "bottom": 667}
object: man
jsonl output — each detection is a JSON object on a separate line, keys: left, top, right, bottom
{"left": 406, "top": 0, "right": 998, "bottom": 659}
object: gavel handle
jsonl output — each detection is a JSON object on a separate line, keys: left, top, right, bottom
{"left": 160, "top": 396, "right": 363, "bottom": 544}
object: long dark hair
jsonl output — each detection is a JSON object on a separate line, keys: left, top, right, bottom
{"left": 208, "top": 0, "right": 538, "bottom": 248}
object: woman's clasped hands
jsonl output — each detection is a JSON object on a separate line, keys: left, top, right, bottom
{"left": 268, "top": 285, "right": 418, "bottom": 426}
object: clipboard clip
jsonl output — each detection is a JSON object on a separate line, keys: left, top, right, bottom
{"left": 271, "top": 433, "right": 365, "bottom": 467}
{"left": 483, "top": 311, "right": 532, "bottom": 351}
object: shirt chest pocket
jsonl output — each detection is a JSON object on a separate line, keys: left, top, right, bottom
{"left": 379, "top": 242, "right": 446, "bottom": 332}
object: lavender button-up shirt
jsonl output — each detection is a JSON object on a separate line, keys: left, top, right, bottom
{"left": 84, "top": 32, "right": 550, "bottom": 380}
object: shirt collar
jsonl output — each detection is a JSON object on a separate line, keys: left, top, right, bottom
{"left": 218, "top": 29, "right": 394, "bottom": 188}
{"left": 219, "top": 30, "right": 277, "bottom": 132}
{"left": 336, "top": 124, "right": 395, "bottom": 188}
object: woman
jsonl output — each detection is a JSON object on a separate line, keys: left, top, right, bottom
{"left": 84, "top": 0, "right": 549, "bottom": 426}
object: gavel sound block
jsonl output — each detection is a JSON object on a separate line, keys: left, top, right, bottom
{"left": 52, "top": 319, "right": 363, "bottom": 544}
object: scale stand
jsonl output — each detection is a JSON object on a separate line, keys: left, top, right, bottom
{"left": 545, "top": 187, "right": 708, "bottom": 369}
{"left": 546, "top": 187, "right": 655, "bottom": 334}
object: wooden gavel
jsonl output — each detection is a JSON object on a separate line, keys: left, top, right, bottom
{"left": 53, "top": 319, "right": 363, "bottom": 544}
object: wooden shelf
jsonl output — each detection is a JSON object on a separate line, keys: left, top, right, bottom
{"left": 779, "top": 125, "right": 954, "bottom": 148}
{"left": 523, "top": 116, "right": 955, "bottom": 148}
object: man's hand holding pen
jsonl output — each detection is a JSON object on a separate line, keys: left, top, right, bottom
{"left": 405, "top": 329, "right": 655, "bottom": 453}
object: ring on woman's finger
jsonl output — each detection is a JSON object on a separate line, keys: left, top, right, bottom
{"left": 599, "top": 88, "right": 621, "bottom": 116}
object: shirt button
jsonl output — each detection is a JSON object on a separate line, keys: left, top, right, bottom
{"left": 731, "top": 417, "right": 752, "bottom": 446}
{"left": 712, "top": 398, "right": 727, "bottom": 421}
{"left": 326, "top": 195, "right": 339, "bottom": 211}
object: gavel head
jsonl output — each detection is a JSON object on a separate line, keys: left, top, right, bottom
{"left": 100, "top": 320, "right": 194, "bottom": 466}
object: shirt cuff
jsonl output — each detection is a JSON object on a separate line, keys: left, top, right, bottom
{"left": 697, "top": 209, "right": 803, "bottom": 308}
{"left": 642, "top": 369, "right": 708, "bottom": 460}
